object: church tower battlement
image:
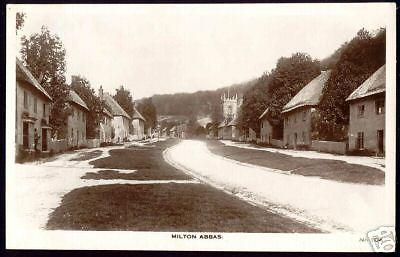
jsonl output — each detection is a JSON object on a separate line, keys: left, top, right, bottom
{"left": 221, "top": 91, "right": 242, "bottom": 122}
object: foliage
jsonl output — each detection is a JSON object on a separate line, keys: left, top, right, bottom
{"left": 70, "top": 75, "right": 104, "bottom": 139}
{"left": 136, "top": 97, "right": 157, "bottom": 130}
{"left": 113, "top": 85, "right": 134, "bottom": 118}
{"left": 16, "top": 12, "right": 25, "bottom": 33}
{"left": 21, "top": 26, "right": 69, "bottom": 138}
{"left": 150, "top": 79, "right": 257, "bottom": 119}
{"left": 314, "top": 28, "right": 386, "bottom": 141}
{"left": 238, "top": 53, "right": 321, "bottom": 136}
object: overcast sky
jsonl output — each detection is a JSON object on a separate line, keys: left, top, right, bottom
{"left": 14, "top": 4, "right": 390, "bottom": 100}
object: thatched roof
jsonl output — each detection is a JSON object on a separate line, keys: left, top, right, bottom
{"left": 16, "top": 58, "right": 52, "bottom": 101}
{"left": 282, "top": 70, "right": 331, "bottom": 114}
{"left": 103, "top": 93, "right": 131, "bottom": 119}
{"left": 170, "top": 126, "right": 176, "bottom": 132}
{"left": 68, "top": 90, "right": 89, "bottom": 111}
{"left": 102, "top": 107, "right": 113, "bottom": 118}
{"left": 346, "top": 65, "right": 385, "bottom": 102}
{"left": 259, "top": 108, "right": 269, "bottom": 120}
{"left": 131, "top": 106, "right": 146, "bottom": 122}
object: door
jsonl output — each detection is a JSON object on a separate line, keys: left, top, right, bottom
{"left": 42, "top": 128, "right": 47, "bottom": 151}
{"left": 294, "top": 133, "right": 297, "bottom": 148}
{"left": 23, "top": 122, "right": 29, "bottom": 149}
{"left": 377, "top": 130, "right": 384, "bottom": 153}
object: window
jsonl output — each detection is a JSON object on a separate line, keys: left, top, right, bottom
{"left": 375, "top": 99, "right": 385, "bottom": 115}
{"left": 358, "top": 105, "right": 365, "bottom": 118}
{"left": 23, "top": 91, "right": 28, "bottom": 109}
{"left": 71, "top": 128, "right": 74, "bottom": 139}
{"left": 356, "top": 132, "right": 364, "bottom": 149}
{"left": 302, "top": 111, "right": 306, "bottom": 121}
{"left": 302, "top": 131, "right": 306, "bottom": 143}
{"left": 34, "top": 97, "right": 37, "bottom": 113}
{"left": 78, "top": 111, "right": 80, "bottom": 120}
{"left": 43, "top": 103, "right": 46, "bottom": 116}
{"left": 294, "top": 114, "right": 297, "bottom": 123}
{"left": 83, "top": 112, "right": 85, "bottom": 122}
{"left": 72, "top": 109, "right": 74, "bottom": 117}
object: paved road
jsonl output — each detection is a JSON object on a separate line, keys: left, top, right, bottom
{"left": 165, "top": 140, "right": 391, "bottom": 233}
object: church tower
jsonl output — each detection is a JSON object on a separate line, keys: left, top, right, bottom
{"left": 221, "top": 91, "right": 242, "bottom": 123}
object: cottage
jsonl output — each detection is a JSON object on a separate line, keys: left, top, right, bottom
{"left": 346, "top": 65, "right": 385, "bottom": 154}
{"left": 15, "top": 58, "right": 53, "bottom": 154}
{"left": 282, "top": 70, "right": 331, "bottom": 148}
{"left": 176, "top": 123, "right": 187, "bottom": 139}
{"left": 131, "top": 106, "right": 146, "bottom": 140}
{"left": 258, "top": 108, "right": 283, "bottom": 144}
{"left": 161, "top": 127, "right": 168, "bottom": 137}
{"left": 99, "top": 107, "right": 113, "bottom": 143}
{"left": 103, "top": 93, "right": 131, "bottom": 143}
{"left": 169, "top": 126, "right": 177, "bottom": 138}
{"left": 66, "top": 90, "right": 89, "bottom": 148}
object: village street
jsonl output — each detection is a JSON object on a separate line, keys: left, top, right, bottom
{"left": 166, "top": 140, "right": 387, "bottom": 233}
{"left": 8, "top": 138, "right": 388, "bottom": 235}
{"left": 8, "top": 139, "right": 321, "bottom": 234}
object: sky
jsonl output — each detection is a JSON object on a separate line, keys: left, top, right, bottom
{"left": 13, "top": 4, "right": 391, "bottom": 100}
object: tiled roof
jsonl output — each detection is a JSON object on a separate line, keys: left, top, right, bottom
{"left": 346, "top": 65, "right": 385, "bottom": 102}
{"left": 131, "top": 106, "right": 146, "bottom": 121}
{"left": 103, "top": 93, "right": 131, "bottom": 119}
{"left": 16, "top": 58, "right": 52, "bottom": 101}
{"left": 68, "top": 90, "right": 89, "bottom": 111}
{"left": 282, "top": 70, "right": 331, "bottom": 114}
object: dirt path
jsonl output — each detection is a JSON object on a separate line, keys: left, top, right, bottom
{"left": 165, "top": 140, "right": 390, "bottom": 233}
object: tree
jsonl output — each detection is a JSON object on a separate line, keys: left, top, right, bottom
{"left": 16, "top": 12, "right": 25, "bottom": 33}
{"left": 315, "top": 28, "right": 386, "bottom": 141}
{"left": 238, "top": 53, "right": 321, "bottom": 137}
{"left": 70, "top": 75, "right": 104, "bottom": 139}
{"left": 136, "top": 97, "right": 157, "bottom": 130}
{"left": 21, "top": 26, "right": 69, "bottom": 138}
{"left": 113, "top": 85, "right": 134, "bottom": 118}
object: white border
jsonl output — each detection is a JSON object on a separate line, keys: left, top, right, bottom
{"left": 6, "top": 3, "right": 396, "bottom": 252}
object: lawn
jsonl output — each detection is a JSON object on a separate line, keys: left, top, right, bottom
{"left": 87, "top": 139, "right": 191, "bottom": 180}
{"left": 46, "top": 183, "right": 320, "bottom": 233}
{"left": 207, "top": 140, "right": 384, "bottom": 185}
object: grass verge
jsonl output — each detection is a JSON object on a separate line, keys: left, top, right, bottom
{"left": 207, "top": 140, "right": 384, "bottom": 185}
{"left": 46, "top": 183, "right": 320, "bottom": 232}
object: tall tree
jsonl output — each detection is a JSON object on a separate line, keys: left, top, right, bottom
{"left": 238, "top": 53, "right": 321, "bottom": 136}
{"left": 20, "top": 26, "right": 69, "bottom": 138}
{"left": 70, "top": 75, "right": 104, "bottom": 139}
{"left": 136, "top": 97, "right": 157, "bottom": 130}
{"left": 113, "top": 85, "right": 134, "bottom": 118}
{"left": 315, "top": 28, "right": 386, "bottom": 141}
{"left": 16, "top": 12, "right": 25, "bottom": 33}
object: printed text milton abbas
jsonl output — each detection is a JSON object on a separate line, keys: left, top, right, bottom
{"left": 171, "top": 233, "right": 223, "bottom": 240}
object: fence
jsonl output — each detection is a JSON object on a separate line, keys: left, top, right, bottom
{"left": 311, "top": 140, "right": 346, "bottom": 155}
{"left": 49, "top": 139, "right": 67, "bottom": 153}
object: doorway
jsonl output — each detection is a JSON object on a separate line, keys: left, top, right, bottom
{"left": 377, "top": 130, "right": 384, "bottom": 153}
{"left": 42, "top": 128, "right": 47, "bottom": 151}
{"left": 23, "top": 122, "right": 29, "bottom": 149}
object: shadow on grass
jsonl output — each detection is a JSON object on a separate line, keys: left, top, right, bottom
{"left": 207, "top": 140, "right": 384, "bottom": 185}
{"left": 46, "top": 183, "right": 320, "bottom": 233}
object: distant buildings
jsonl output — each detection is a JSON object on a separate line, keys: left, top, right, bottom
{"left": 103, "top": 92, "right": 131, "bottom": 143}
{"left": 346, "top": 65, "right": 385, "bottom": 154}
{"left": 218, "top": 92, "right": 243, "bottom": 140}
{"left": 282, "top": 70, "right": 331, "bottom": 148}
{"left": 15, "top": 58, "right": 53, "bottom": 153}
{"left": 66, "top": 90, "right": 89, "bottom": 148}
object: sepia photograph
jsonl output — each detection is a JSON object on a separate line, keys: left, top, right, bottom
{"left": 5, "top": 2, "right": 396, "bottom": 252}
